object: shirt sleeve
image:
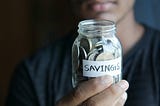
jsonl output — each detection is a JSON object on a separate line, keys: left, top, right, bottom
{"left": 5, "top": 61, "right": 39, "bottom": 106}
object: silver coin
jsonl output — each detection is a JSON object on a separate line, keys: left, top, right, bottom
{"left": 88, "top": 52, "right": 99, "bottom": 61}
{"left": 95, "top": 45, "right": 103, "bottom": 52}
{"left": 80, "top": 38, "right": 92, "bottom": 54}
{"left": 77, "top": 47, "right": 88, "bottom": 83}
{"left": 87, "top": 49, "right": 99, "bottom": 60}
{"left": 72, "top": 44, "right": 79, "bottom": 59}
{"left": 91, "top": 37, "right": 102, "bottom": 49}
{"left": 96, "top": 52, "right": 114, "bottom": 61}
{"left": 95, "top": 41, "right": 104, "bottom": 47}
{"left": 79, "top": 46, "right": 87, "bottom": 60}
{"left": 72, "top": 44, "right": 80, "bottom": 71}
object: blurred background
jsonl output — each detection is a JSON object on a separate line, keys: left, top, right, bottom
{"left": 0, "top": 0, "right": 160, "bottom": 105}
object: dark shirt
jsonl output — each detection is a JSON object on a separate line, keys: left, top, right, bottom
{"left": 6, "top": 25, "right": 160, "bottom": 106}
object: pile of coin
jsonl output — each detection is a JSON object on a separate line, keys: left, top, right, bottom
{"left": 78, "top": 36, "right": 119, "bottom": 61}
{"left": 72, "top": 36, "right": 120, "bottom": 84}
{"left": 72, "top": 20, "right": 122, "bottom": 87}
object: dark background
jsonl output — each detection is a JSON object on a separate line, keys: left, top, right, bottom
{"left": 135, "top": 0, "right": 160, "bottom": 30}
{"left": 0, "top": 0, "right": 160, "bottom": 105}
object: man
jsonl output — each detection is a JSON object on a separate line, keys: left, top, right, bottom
{"left": 6, "top": 0, "right": 160, "bottom": 106}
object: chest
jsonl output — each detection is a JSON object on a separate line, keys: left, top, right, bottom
{"left": 123, "top": 57, "right": 159, "bottom": 106}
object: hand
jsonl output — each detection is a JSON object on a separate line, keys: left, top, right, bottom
{"left": 56, "top": 75, "right": 129, "bottom": 106}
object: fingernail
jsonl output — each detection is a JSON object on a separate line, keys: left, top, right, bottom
{"left": 118, "top": 80, "right": 129, "bottom": 90}
{"left": 99, "top": 75, "right": 113, "bottom": 85}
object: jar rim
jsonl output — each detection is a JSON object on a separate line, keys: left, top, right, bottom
{"left": 78, "top": 19, "right": 116, "bottom": 31}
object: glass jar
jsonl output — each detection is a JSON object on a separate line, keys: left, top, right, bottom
{"left": 72, "top": 19, "right": 122, "bottom": 87}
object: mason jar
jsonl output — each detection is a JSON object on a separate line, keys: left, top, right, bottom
{"left": 72, "top": 19, "right": 122, "bottom": 87}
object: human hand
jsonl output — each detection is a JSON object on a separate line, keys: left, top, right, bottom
{"left": 56, "top": 75, "right": 129, "bottom": 106}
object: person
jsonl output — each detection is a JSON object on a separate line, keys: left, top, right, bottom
{"left": 6, "top": 0, "right": 160, "bottom": 106}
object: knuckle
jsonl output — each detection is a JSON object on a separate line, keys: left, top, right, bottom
{"left": 109, "top": 86, "right": 117, "bottom": 96}
{"left": 90, "top": 79, "right": 100, "bottom": 91}
{"left": 109, "top": 84, "right": 124, "bottom": 96}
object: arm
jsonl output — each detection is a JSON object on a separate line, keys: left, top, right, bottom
{"left": 6, "top": 62, "right": 39, "bottom": 106}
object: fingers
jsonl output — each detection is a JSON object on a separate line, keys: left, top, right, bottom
{"left": 82, "top": 80, "right": 129, "bottom": 106}
{"left": 56, "top": 75, "right": 113, "bottom": 106}
{"left": 115, "top": 92, "right": 128, "bottom": 106}
{"left": 109, "top": 80, "right": 129, "bottom": 101}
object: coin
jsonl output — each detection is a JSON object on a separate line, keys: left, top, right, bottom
{"left": 95, "top": 45, "right": 103, "bottom": 52}
{"left": 95, "top": 41, "right": 104, "bottom": 47}
{"left": 79, "top": 46, "right": 87, "bottom": 60}
{"left": 72, "top": 44, "right": 80, "bottom": 72}
{"left": 91, "top": 37, "right": 102, "bottom": 49}
{"left": 96, "top": 52, "right": 114, "bottom": 61}
{"left": 80, "top": 38, "right": 92, "bottom": 54}
{"left": 88, "top": 52, "right": 99, "bottom": 61}
{"left": 72, "top": 44, "right": 79, "bottom": 60}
